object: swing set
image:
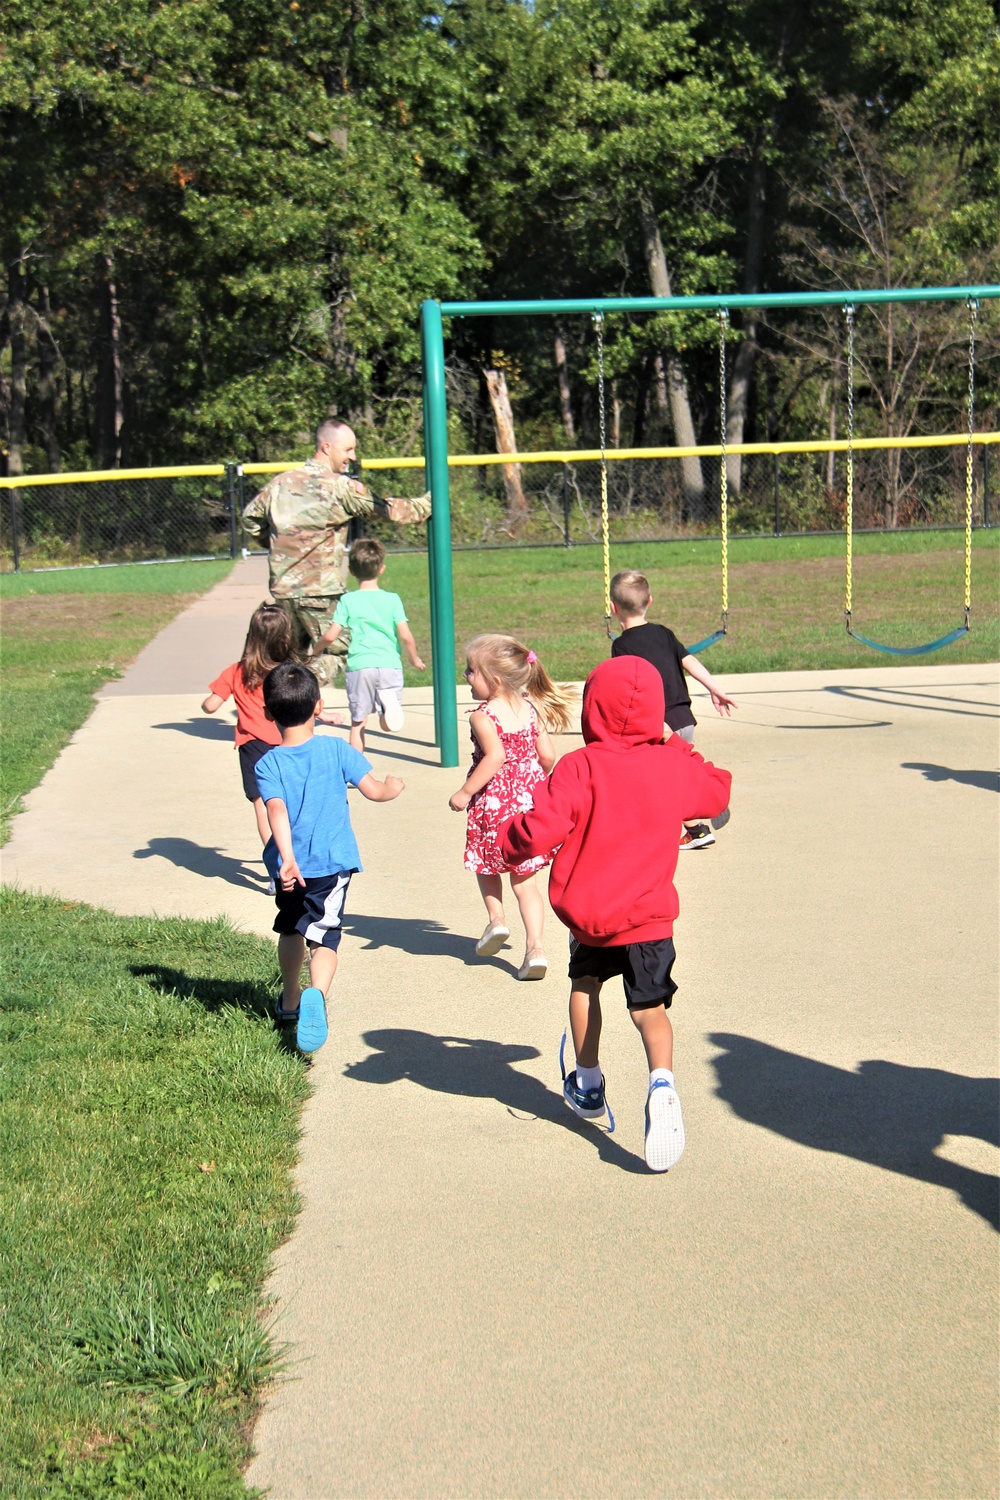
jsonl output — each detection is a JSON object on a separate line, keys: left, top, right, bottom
{"left": 420, "top": 285, "right": 1000, "bottom": 766}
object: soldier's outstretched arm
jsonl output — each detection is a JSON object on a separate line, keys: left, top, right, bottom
{"left": 385, "top": 491, "right": 432, "bottom": 525}
{"left": 337, "top": 475, "right": 378, "bottom": 519}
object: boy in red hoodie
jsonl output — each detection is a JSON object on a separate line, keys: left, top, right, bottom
{"left": 499, "top": 655, "right": 731, "bottom": 1172}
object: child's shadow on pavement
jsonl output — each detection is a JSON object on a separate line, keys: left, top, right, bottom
{"left": 134, "top": 838, "right": 269, "bottom": 894}
{"left": 152, "top": 717, "right": 234, "bottom": 742}
{"left": 343, "top": 912, "right": 517, "bottom": 974}
{"left": 710, "top": 1033, "right": 999, "bottom": 1231}
{"left": 345, "top": 1028, "right": 646, "bottom": 1173}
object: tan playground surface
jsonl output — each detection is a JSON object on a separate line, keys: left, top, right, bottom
{"left": 3, "top": 558, "right": 998, "bottom": 1499}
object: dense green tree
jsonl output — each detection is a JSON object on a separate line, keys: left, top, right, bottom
{"left": 0, "top": 0, "right": 995, "bottom": 475}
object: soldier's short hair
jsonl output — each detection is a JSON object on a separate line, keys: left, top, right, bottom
{"left": 316, "top": 417, "right": 353, "bottom": 449}
{"left": 610, "top": 569, "right": 651, "bottom": 616}
{"left": 349, "top": 536, "right": 385, "bottom": 580}
{"left": 263, "top": 661, "right": 321, "bottom": 728}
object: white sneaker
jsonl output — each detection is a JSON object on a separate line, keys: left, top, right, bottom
{"left": 644, "top": 1080, "right": 685, "bottom": 1172}
{"left": 379, "top": 691, "right": 405, "bottom": 733}
{"left": 475, "top": 921, "right": 510, "bottom": 957}
{"left": 517, "top": 948, "right": 548, "bottom": 980}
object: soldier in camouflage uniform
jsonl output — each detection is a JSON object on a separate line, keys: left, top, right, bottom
{"left": 242, "top": 418, "right": 432, "bottom": 685}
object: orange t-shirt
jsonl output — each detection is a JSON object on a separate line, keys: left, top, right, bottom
{"left": 208, "top": 662, "right": 281, "bottom": 747}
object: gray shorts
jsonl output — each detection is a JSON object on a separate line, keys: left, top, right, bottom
{"left": 673, "top": 723, "right": 695, "bottom": 744}
{"left": 345, "top": 667, "right": 404, "bottom": 723}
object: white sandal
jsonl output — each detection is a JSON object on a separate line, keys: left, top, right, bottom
{"left": 476, "top": 921, "right": 510, "bottom": 957}
{"left": 517, "top": 948, "right": 548, "bottom": 981}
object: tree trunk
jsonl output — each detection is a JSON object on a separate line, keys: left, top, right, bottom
{"left": 632, "top": 354, "right": 651, "bottom": 446}
{"left": 483, "top": 368, "right": 527, "bottom": 525}
{"left": 553, "top": 326, "right": 575, "bottom": 442}
{"left": 7, "top": 258, "right": 27, "bottom": 478}
{"left": 653, "top": 354, "right": 669, "bottom": 423}
{"left": 638, "top": 197, "right": 704, "bottom": 507}
{"left": 35, "top": 284, "right": 61, "bottom": 472}
{"left": 96, "top": 253, "right": 123, "bottom": 468}
{"left": 611, "top": 378, "right": 621, "bottom": 449}
{"left": 726, "top": 147, "right": 767, "bottom": 494}
{"left": 0, "top": 302, "right": 8, "bottom": 476}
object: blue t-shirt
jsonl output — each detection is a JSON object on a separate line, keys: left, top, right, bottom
{"left": 255, "top": 735, "right": 372, "bottom": 880}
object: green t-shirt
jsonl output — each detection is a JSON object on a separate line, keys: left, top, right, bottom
{"left": 334, "top": 588, "right": 406, "bottom": 670}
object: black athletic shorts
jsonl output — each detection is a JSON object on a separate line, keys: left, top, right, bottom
{"left": 273, "top": 870, "right": 353, "bottom": 951}
{"left": 239, "top": 738, "right": 274, "bottom": 801}
{"left": 568, "top": 936, "right": 678, "bottom": 1010}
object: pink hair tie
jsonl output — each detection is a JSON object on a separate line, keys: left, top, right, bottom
{"left": 526, "top": 650, "right": 537, "bottom": 664}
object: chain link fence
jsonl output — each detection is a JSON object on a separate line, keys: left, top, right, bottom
{"left": 354, "top": 444, "right": 995, "bottom": 551}
{"left": 0, "top": 468, "right": 237, "bottom": 572}
{"left": 1, "top": 445, "right": 994, "bottom": 572}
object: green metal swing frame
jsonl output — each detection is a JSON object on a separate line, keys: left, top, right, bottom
{"left": 421, "top": 285, "right": 1000, "bottom": 767}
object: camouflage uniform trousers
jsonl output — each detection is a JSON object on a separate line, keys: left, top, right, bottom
{"left": 282, "top": 596, "right": 351, "bottom": 686}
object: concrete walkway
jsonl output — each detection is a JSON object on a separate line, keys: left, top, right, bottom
{"left": 3, "top": 560, "right": 998, "bottom": 1498}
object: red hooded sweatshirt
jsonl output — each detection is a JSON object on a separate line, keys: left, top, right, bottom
{"left": 498, "top": 655, "right": 732, "bottom": 946}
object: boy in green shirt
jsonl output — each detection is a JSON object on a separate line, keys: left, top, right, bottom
{"left": 322, "top": 537, "right": 425, "bottom": 751}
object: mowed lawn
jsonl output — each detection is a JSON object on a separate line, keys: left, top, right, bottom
{"left": 377, "top": 529, "right": 1000, "bottom": 684}
{"left": 0, "top": 560, "right": 232, "bottom": 843}
{"left": 0, "top": 559, "right": 311, "bottom": 1497}
{"left": 0, "top": 891, "right": 308, "bottom": 1498}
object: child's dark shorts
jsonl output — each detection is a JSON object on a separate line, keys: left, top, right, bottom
{"left": 568, "top": 936, "right": 678, "bottom": 1010}
{"left": 239, "top": 738, "right": 274, "bottom": 801}
{"left": 273, "top": 871, "right": 352, "bottom": 951}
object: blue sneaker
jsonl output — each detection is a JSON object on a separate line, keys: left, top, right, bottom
{"left": 559, "top": 1031, "right": 615, "bottom": 1131}
{"left": 563, "top": 1070, "right": 610, "bottom": 1121}
{"left": 296, "top": 987, "right": 328, "bottom": 1053}
{"left": 644, "top": 1080, "right": 685, "bottom": 1172}
{"left": 274, "top": 998, "right": 299, "bottom": 1027}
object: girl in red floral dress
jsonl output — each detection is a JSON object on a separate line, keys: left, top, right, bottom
{"left": 449, "top": 634, "right": 575, "bottom": 980}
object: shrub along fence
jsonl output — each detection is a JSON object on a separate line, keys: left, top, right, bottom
{"left": 1, "top": 439, "right": 995, "bottom": 573}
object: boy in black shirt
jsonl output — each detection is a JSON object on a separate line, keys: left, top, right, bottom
{"left": 610, "top": 569, "right": 737, "bottom": 848}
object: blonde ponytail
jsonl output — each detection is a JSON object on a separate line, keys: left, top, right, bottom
{"left": 466, "top": 633, "right": 576, "bottom": 734}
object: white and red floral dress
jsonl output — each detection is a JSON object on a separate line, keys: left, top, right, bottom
{"left": 463, "top": 702, "right": 554, "bottom": 876}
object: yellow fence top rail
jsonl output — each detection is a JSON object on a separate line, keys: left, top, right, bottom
{"left": 237, "top": 432, "right": 1000, "bottom": 476}
{"left": 2, "top": 433, "right": 997, "bottom": 488}
{"left": 0, "top": 464, "right": 226, "bottom": 490}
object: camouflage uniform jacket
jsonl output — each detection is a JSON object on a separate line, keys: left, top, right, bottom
{"left": 242, "top": 457, "right": 431, "bottom": 600}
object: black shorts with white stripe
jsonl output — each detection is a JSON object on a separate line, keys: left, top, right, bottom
{"left": 273, "top": 870, "right": 353, "bottom": 950}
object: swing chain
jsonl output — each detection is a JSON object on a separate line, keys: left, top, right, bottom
{"left": 593, "top": 312, "right": 612, "bottom": 637}
{"left": 718, "top": 309, "right": 729, "bottom": 630}
{"left": 844, "top": 304, "right": 856, "bottom": 631}
{"left": 964, "top": 298, "right": 978, "bottom": 626}
{"left": 594, "top": 312, "right": 607, "bottom": 461}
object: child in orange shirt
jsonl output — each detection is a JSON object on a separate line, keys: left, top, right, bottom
{"left": 203, "top": 603, "right": 341, "bottom": 850}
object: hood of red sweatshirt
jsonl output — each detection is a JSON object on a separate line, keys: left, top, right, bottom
{"left": 581, "top": 655, "right": 666, "bottom": 748}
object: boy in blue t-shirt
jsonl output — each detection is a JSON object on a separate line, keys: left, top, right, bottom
{"left": 256, "top": 661, "right": 404, "bottom": 1053}
{"left": 319, "top": 536, "right": 425, "bottom": 751}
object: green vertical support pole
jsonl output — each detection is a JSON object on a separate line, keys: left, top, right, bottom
{"left": 421, "top": 299, "right": 459, "bottom": 767}
{"left": 421, "top": 361, "right": 442, "bottom": 749}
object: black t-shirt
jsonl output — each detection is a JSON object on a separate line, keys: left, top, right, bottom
{"left": 610, "top": 622, "right": 695, "bottom": 731}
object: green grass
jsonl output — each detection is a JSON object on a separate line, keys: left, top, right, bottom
{"left": 0, "top": 889, "right": 310, "bottom": 1498}
{"left": 1, "top": 558, "right": 310, "bottom": 1493}
{"left": 0, "top": 562, "right": 233, "bottom": 843}
{"left": 0, "top": 559, "right": 234, "bottom": 598}
{"left": 377, "top": 528, "right": 1000, "bottom": 682}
